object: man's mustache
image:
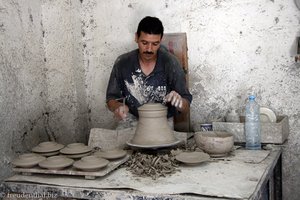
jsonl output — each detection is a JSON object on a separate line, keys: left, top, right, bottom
{"left": 143, "top": 51, "right": 154, "bottom": 55}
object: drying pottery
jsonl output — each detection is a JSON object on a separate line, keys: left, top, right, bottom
{"left": 94, "top": 149, "right": 127, "bottom": 160}
{"left": 64, "top": 151, "right": 92, "bottom": 159}
{"left": 12, "top": 153, "right": 46, "bottom": 168}
{"left": 60, "top": 143, "right": 92, "bottom": 155}
{"left": 194, "top": 131, "right": 234, "bottom": 157}
{"left": 128, "top": 103, "right": 179, "bottom": 147}
{"left": 73, "top": 155, "right": 109, "bottom": 172}
{"left": 38, "top": 155, "right": 74, "bottom": 170}
{"left": 32, "top": 141, "right": 64, "bottom": 153}
{"left": 175, "top": 151, "right": 210, "bottom": 165}
{"left": 38, "top": 150, "right": 60, "bottom": 157}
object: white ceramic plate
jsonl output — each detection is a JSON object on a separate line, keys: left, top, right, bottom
{"left": 260, "top": 107, "right": 276, "bottom": 123}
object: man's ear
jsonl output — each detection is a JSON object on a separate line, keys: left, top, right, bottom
{"left": 135, "top": 33, "right": 138, "bottom": 43}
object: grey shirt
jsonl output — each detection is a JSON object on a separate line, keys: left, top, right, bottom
{"left": 106, "top": 47, "right": 192, "bottom": 118}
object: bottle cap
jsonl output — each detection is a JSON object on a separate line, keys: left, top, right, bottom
{"left": 249, "top": 95, "right": 255, "bottom": 100}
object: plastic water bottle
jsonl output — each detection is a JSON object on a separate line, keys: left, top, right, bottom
{"left": 245, "top": 95, "right": 261, "bottom": 150}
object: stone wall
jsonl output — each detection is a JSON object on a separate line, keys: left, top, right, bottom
{"left": 0, "top": 0, "right": 46, "bottom": 181}
{"left": 42, "top": 0, "right": 89, "bottom": 144}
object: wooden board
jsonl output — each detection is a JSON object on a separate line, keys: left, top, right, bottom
{"left": 12, "top": 154, "right": 130, "bottom": 180}
{"left": 161, "top": 33, "right": 191, "bottom": 132}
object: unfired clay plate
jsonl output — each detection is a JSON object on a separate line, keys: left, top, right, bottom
{"left": 63, "top": 151, "right": 92, "bottom": 159}
{"left": 37, "top": 150, "right": 60, "bottom": 157}
{"left": 60, "top": 144, "right": 92, "bottom": 155}
{"left": 38, "top": 156, "right": 74, "bottom": 170}
{"left": 32, "top": 142, "right": 64, "bottom": 153}
{"left": 12, "top": 153, "right": 46, "bottom": 168}
{"left": 175, "top": 151, "right": 210, "bottom": 165}
{"left": 73, "top": 156, "right": 109, "bottom": 171}
{"left": 94, "top": 149, "right": 127, "bottom": 160}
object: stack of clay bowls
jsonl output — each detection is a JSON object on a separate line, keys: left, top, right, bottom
{"left": 59, "top": 143, "right": 92, "bottom": 159}
{"left": 93, "top": 149, "right": 127, "bottom": 160}
{"left": 31, "top": 141, "right": 64, "bottom": 156}
{"left": 73, "top": 155, "right": 109, "bottom": 172}
{"left": 12, "top": 153, "right": 46, "bottom": 168}
{"left": 39, "top": 155, "right": 74, "bottom": 170}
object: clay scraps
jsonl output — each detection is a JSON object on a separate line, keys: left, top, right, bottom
{"left": 123, "top": 151, "right": 180, "bottom": 180}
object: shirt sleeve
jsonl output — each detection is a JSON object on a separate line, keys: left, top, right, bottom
{"left": 165, "top": 54, "right": 193, "bottom": 104}
{"left": 106, "top": 59, "right": 123, "bottom": 102}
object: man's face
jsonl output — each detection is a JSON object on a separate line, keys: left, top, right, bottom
{"left": 136, "top": 31, "right": 162, "bottom": 62}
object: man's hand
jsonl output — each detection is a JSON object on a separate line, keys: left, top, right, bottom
{"left": 114, "top": 105, "right": 129, "bottom": 120}
{"left": 107, "top": 99, "right": 129, "bottom": 120}
{"left": 164, "top": 91, "right": 190, "bottom": 113}
{"left": 164, "top": 91, "right": 183, "bottom": 108}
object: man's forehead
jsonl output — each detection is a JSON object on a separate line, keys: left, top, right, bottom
{"left": 138, "top": 32, "right": 161, "bottom": 42}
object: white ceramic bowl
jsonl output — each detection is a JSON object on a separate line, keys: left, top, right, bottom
{"left": 194, "top": 131, "right": 234, "bottom": 156}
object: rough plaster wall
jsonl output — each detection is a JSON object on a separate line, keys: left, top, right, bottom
{"left": 42, "top": 0, "right": 89, "bottom": 144}
{"left": 82, "top": 0, "right": 300, "bottom": 199}
{"left": 0, "top": 0, "right": 46, "bottom": 181}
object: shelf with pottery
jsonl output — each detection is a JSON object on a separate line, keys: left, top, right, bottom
{"left": 213, "top": 107, "right": 289, "bottom": 144}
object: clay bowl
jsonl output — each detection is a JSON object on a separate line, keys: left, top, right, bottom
{"left": 194, "top": 131, "right": 234, "bottom": 157}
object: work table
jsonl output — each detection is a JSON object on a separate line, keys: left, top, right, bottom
{"left": 2, "top": 146, "right": 282, "bottom": 200}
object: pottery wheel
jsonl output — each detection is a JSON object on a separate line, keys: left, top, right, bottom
{"left": 126, "top": 139, "right": 181, "bottom": 149}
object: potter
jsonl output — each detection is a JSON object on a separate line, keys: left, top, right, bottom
{"left": 105, "top": 16, "right": 192, "bottom": 129}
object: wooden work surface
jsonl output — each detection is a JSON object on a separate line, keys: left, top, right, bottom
{"left": 3, "top": 146, "right": 282, "bottom": 200}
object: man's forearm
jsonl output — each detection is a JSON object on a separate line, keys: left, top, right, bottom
{"left": 177, "top": 98, "right": 190, "bottom": 114}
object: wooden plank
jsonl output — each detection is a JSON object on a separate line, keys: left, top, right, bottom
{"left": 12, "top": 154, "right": 130, "bottom": 179}
{"left": 161, "top": 33, "right": 191, "bottom": 132}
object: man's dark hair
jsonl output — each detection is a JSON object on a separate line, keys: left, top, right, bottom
{"left": 136, "top": 16, "right": 164, "bottom": 38}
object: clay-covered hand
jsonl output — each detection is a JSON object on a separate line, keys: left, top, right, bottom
{"left": 164, "top": 91, "right": 183, "bottom": 109}
{"left": 114, "top": 105, "right": 129, "bottom": 120}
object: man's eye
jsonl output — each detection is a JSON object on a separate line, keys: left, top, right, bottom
{"left": 142, "top": 42, "right": 148, "bottom": 45}
{"left": 153, "top": 43, "right": 159, "bottom": 46}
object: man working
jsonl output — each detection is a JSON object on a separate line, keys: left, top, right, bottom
{"left": 106, "top": 16, "right": 192, "bottom": 127}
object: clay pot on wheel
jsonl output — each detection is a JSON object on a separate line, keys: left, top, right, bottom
{"left": 131, "top": 103, "right": 177, "bottom": 146}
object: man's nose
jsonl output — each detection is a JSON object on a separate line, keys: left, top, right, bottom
{"left": 146, "top": 44, "right": 153, "bottom": 51}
